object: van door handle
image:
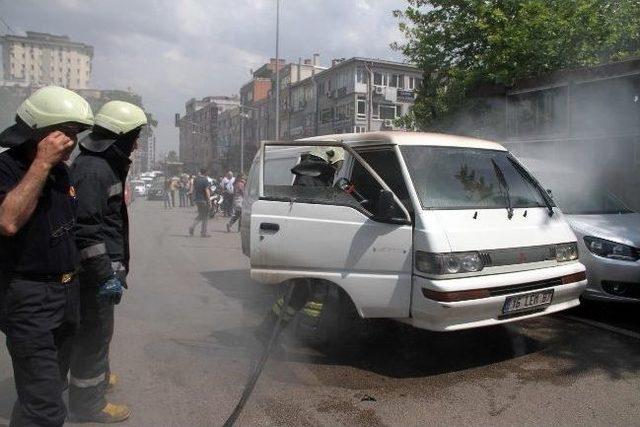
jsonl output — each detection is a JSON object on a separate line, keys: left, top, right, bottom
{"left": 259, "top": 223, "right": 280, "bottom": 234}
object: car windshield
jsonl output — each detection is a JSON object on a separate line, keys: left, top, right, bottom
{"left": 400, "top": 146, "right": 550, "bottom": 210}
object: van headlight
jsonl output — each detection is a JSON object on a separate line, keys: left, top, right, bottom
{"left": 555, "top": 242, "right": 579, "bottom": 262}
{"left": 415, "top": 251, "right": 484, "bottom": 275}
{"left": 583, "top": 237, "right": 639, "bottom": 262}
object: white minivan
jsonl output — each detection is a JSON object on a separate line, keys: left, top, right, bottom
{"left": 241, "top": 132, "right": 587, "bottom": 334}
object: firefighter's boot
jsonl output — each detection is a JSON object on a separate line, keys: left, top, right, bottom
{"left": 75, "top": 403, "right": 131, "bottom": 424}
{"left": 106, "top": 373, "right": 118, "bottom": 393}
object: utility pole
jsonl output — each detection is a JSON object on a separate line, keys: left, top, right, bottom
{"left": 239, "top": 107, "right": 244, "bottom": 173}
{"left": 364, "top": 61, "right": 373, "bottom": 132}
{"left": 275, "top": 0, "right": 281, "bottom": 140}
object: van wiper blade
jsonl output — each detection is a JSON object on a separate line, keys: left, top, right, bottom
{"left": 491, "top": 159, "right": 514, "bottom": 219}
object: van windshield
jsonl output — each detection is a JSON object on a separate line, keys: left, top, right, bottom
{"left": 400, "top": 146, "right": 550, "bottom": 210}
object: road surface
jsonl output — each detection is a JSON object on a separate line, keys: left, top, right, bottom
{"left": 1, "top": 199, "right": 639, "bottom": 426}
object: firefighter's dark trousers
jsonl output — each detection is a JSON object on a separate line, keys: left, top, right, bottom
{"left": 0, "top": 275, "right": 79, "bottom": 427}
{"left": 69, "top": 286, "right": 114, "bottom": 415}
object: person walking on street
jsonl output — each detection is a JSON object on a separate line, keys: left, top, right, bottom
{"left": 188, "top": 174, "right": 195, "bottom": 206}
{"left": 163, "top": 177, "right": 172, "bottom": 209}
{"left": 226, "top": 173, "right": 246, "bottom": 232}
{"left": 0, "top": 86, "right": 94, "bottom": 427}
{"left": 69, "top": 100, "right": 147, "bottom": 423}
{"left": 170, "top": 176, "right": 179, "bottom": 208}
{"left": 179, "top": 175, "right": 188, "bottom": 207}
{"left": 188, "top": 168, "right": 212, "bottom": 237}
{"left": 221, "top": 171, "right": 235, "bottom": 217}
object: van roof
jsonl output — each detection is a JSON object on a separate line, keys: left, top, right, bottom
{"left": 297, "top": 131, "right": 507, "bottom": 151}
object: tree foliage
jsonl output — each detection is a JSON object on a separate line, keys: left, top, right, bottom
{"left": 393, "top": 0, "right": 640, "bottom": 129}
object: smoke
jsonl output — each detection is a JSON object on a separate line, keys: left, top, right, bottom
{"left": 439, "top": 71, "right": 640, "bottom": 212}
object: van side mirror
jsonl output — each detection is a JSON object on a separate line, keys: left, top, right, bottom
{"left": 375, "top": 190, "right": 396, "bottom": 220}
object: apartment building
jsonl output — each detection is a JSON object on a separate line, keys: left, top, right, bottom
{"left": 1, "top": 31, "right": 93, "bottom": 89}
{"left": 283, "top": 57, "right": 422, "bottom": 140}
{"left": 175, "top": 96, "right": 239, "bottom": 173}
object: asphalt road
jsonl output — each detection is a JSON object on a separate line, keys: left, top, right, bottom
{"left": 1, "top": 199, "right": 639, "bottom": 426}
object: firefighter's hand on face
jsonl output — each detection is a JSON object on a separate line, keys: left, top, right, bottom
{"left": 34, "top": 131, "right": 76, "bottom": 169}
{"left": 98, "top": 275, "right": 126, "bottom": 305}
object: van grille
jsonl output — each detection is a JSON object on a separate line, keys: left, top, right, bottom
{"left": 480, "top": 244, "right": 556, "bottom": 267}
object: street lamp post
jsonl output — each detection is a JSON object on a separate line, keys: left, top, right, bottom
{"left": 239, "top": 110, "right": 244, "bottom": 173}
{"left": 239, "top": 105, "right": 258, "bottom": 174}
{"left": 275, "top": 0, "right": 281, "bottom": 140}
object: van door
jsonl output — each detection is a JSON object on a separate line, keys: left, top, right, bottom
{"left": 250, "top": 142, "right": 414, "bottom": 318}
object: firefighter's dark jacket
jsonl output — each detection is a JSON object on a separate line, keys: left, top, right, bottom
{"left": 72, "top": 139, "right": 130, "bottom": 286}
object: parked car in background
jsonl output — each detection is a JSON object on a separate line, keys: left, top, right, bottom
{"left": 131, "top": 179, "right": 147, "bottom": 197}
{"left": 521, "top": 158, "right": 640, "bottom": 303}
{"left": 146, "top": 178, "right": 165, "bottom": 201}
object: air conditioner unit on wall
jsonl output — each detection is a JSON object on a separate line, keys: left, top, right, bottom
{"left": 383, "top": 119, "right": 394, "bottom": 128}
{"left": 374, "top": 86, "right": 384, "bottom": 95}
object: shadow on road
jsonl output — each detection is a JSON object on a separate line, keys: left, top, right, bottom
{"left": 567, "top": 300, "right": 639, "bottom": 333}
{"left": 201, "top": 269, "right": 640, "bottom": 382}
{"left": 201, "top": 269, "right": 276, "bottom": 317}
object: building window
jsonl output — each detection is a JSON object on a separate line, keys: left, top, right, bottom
{"left": 408, "top": 77, "right": 422, "bottom": 90}
{"left": 507, "top": 86, "right": 568, "bottom": 138}
{"left": 374, "top": 72, "right": 388, "bottom": 86}
{"left": 356, "top": 68, "right": 368, "bottom": 84}
{"left": 357, "top": 96, "right": 366, "bottom": 118}
{"left": 380, "top": 105, "right": 397, "bottom": 120}
{"left": 321, "top": 108, "right": 334, "bottom": 124}
{"left": 390, "top": 74, "right": 405, "bottom": 89}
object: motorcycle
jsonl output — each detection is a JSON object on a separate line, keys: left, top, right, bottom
{"left": 209, "top": 184, "right": 223, "bottom": 218}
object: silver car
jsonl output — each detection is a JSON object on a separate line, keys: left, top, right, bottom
{"left": 521, "top": 159, "right": 640, "bottom": 303}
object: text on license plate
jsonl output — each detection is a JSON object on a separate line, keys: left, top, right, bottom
{"left": 502, "top": 289, "right": 554, "bottom": 314}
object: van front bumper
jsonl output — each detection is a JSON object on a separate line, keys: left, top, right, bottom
{"left": 405, "top": 262, "right": 587, "bottom": 331}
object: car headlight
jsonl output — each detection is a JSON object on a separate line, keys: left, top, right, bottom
{"left": 583, "top": 237, "right": 640, "bottom": 262}
{"left": 555, "top": 242, "right": 579, "bottom": 262}
{"left": 416, "top": 251, "right": 484, "bottom": 275}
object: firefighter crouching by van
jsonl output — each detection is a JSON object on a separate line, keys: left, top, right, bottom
{"left": 0, "top": 86, "right": 94, "bottom": 427}
{"left": 69, "top": 101, "right": 147, "bottom": 423}
{"left": 255, "top": 147, "right": 344, "bottom": 343}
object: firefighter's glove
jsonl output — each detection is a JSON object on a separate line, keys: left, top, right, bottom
{"left": 98, "top": 276, "right": 125, "bottom": 305}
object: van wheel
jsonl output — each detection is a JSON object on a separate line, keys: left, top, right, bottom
{"left": 294, "top": 283, "right": 370, "bottom": 349}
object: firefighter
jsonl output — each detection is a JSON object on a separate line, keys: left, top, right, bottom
{"left": 255, "top": 147, "right": 344, "bottom": 343}
{"left": 69, "top": 101, "right": 147, "bottom": 423}
{"left": 0, "top": 86, "right": 94, "bottom": 426}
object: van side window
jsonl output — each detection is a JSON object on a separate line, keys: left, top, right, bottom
{"left": 351, "top": 148, "right": 413, "bottom": 217}
{"left": 248, "top": 159, "right": 260, "bottom": 198}
{"left": 262, "top": 145, "right": 357, "bottom": 208}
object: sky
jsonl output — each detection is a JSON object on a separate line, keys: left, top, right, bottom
{"left": 1, "top": 0, "right": 409, "bottom": 156}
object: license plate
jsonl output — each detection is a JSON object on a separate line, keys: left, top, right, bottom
{"left": 502, "top": 289, "right": 554, "bottom": 315}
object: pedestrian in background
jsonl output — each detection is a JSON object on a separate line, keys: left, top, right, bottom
{"left": 69, "top": 101, "right": 147, "bottom": 423}
{"left": 0, "top": 86, "right": 93, "bottom": 427}
{"left": 188, "top": 168, "right": 212, "bottom": 237}
{"left": 187, "top": 174, "right": 195, "bottom": 206}
{"left": 221, "top": 171, "right": 235, "bottom": 217}
{"left": 179, "top": 174, "right": 188, "bottom": 207}
{"left": 163, "top": 177, "right": 172, "bottom": 209}
{"left": 226, "top": 173, "right": 246, "bottom": 233}
{"left": 170, "top": 176, "right": 179, "bottom": 208}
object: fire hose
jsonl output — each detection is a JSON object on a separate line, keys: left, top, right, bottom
{"left": 223, "top": 281, "right": 296, "bottom": 427}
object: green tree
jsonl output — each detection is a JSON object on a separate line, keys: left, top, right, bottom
{"left": 393, "top": 0, "right": 640, "bottom": 129}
